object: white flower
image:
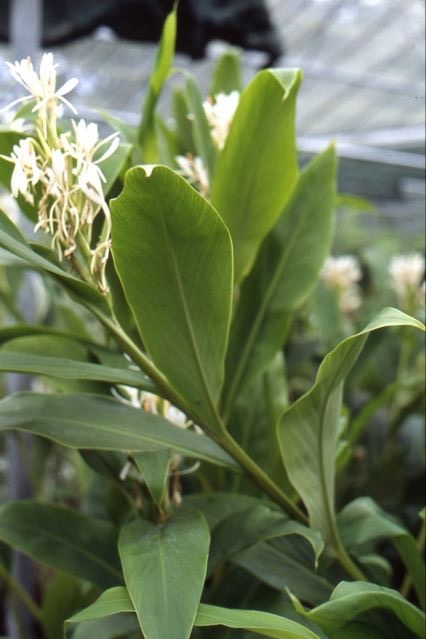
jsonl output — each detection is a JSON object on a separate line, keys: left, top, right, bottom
{"left": 4, "top": 53, "right": 78, "bottom": 114}
{"left": 175, "top": 154, "right": 209, "bottom": 197}
{"left": 2, "top": 53, "right": 118, "bottom": 295}
{"left": 203, "top": 91, "right": 240, "bottom": 150}
{"left": 321, "top": 255, "right": 362, "bottom": 315}
{"left": 389, "top": 253, "right": 425, "bottom": 298}
{"left": 389, "top": 253, "right": 425, "bottom": 313}
{"left": 7, "top": 138, "right": 42, "bottom": 203}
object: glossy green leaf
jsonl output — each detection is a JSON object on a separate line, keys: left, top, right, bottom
{"left": 138, "top": 8, "right": 177, "bottom": 160}
{"left": 234, "top": 535, "right": 333, "bottom": 606}
{"left": 277, "top": 308, "right": 425, "bottom": 552}
{"left": 133, "top": 450, "right": 171, "bottom": 510}
{"left": 67, "top": 586, "right": 134, "bottom": 623}
{"left": 210, "top": 68, "right": 302, "bottom": 283}
{"left": 171, "top": 87, "right": 196, "bottom": 154}
{"left": 184, "top": 74, "right": 217, "bottom": 176}
{"left": 0, "top": 501, "right": 121, "bottom": 588}
{"left": 111, "top": 165, "right": 233, "bottom": 429}
{"left": 196, "top": 603, "right": 322, "bottom": 639}
{"left": 338, "top": 497, "right": 425, "bottom": 609}
{"left": 0, "top": 392, "right": 239, "bottom": 470}
{"left": 226, "top": 353, "right": 294, "bottom": 494}
{"left": 0, "top": 350, "right": 155, "bottom": 391}
{"left": 183, "top": 493, "right": 269, "bottom": 529}
{"left": 68, "top": 588, "right": 322, "bottom": 638}
{"left": 307, "top": 582, "right": 425, "bottom": 638}
{"left": 118, "top": 510, "right": 210, "bottom": 639}
{"left": 209, "top": 504, "right": 324, "bottom": 572}
{"left": 0, "top": 210, "right": 108, "bottom": 312}
{"left": 209, "top": 50, "right": 242, "bottom": 95}
{"left": 223, "top": 146, "right": 336, "bottom": 414}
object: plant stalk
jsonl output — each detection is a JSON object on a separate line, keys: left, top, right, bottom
{"left": 335, "top": 542, "right": 367, "bottom": 581}
{"left": 0, "top": 562, "right": 43, "bottom": 623}
{"left": 218, "top": 430, "right": 308, "bottom": 524}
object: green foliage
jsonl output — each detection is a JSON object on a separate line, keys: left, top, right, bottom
{"left": 119, "top": 511, "right": 210, "bottom": 639}
{"left": 0, "top": 7, "right": 424, "bottom": 639}
{"left": 210, "top": 69, "right": 301, "bottom": 283}
{"left": 0, "top": 501, "right": 122, "bottom": 587}
{"left": 111, "top": 166, "right": 233, "bottom": 429}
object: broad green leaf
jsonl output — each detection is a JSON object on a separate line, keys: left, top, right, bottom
{"left": 196, "top": 603, "right": 322, "bottom": 638}
{"left": 133, "top": 450, "right": 171, "bottom": 510}
{"left": 67, "top": 586, "right": 134, "bottom": 623}
{"left": 0, "top": 210, "right": 108, "bottom": 313}
{"left": 0, "top": 392, "right": 239, "bottom": 470}
{"left": 0, "top": 501, "right": 121, "bottom": 588}
{"left": 227, "top": 353, "right": 294, "bottom": 494}
{"left": 172, "top": 87, "right": 196, "bottom": 154}
{"left": 68, "top": 588, "right": 322, "bottom": 638}
{"left": 138, "top": 8, "right": 177, "bottom": 160}
{"left": 223, "top": 146, "right": 336, "bottom": 414}
{"left": 183, "top": 493, "right": 270, "bottom": 529}
{"left": 210, "top": 68, "right": 302, "bottom": 283}
{"left": 338, "top": 497, "right": 425, "bottom": 609}
{"left": 111, "top": 166, "right": 233, "bottom": 429}
{"left": 234, "top": 535, "right": 333, "bottom": 605}
{"left": 0, "top": 351, "right": 155, "bottom": 391}
{"left": 0, "top": 323, "right": 96, "bottom": 347}
{"left": 184, "top": 74, "right": 217, "bottom": 176}
{"left": 209, "top": 504, "right": 324, "bottom": 572}
{"left": 119, "top": 510, "right": 210, "bottom": 639}
{"left": 307, "top": 582, "right": 425, "bottom": 638}
{"left": 209, "top": 50, "right": 242, "bottom": 95}
{"left": 277, "top": 308, "right": 425, "bottom": 552}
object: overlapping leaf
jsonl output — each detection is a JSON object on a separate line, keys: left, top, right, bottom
{"left": 210, "top": 68, "right": 302, "bottom": 283}
{"left": 223, "top": 146, "right": 336, "bottom": 414}
{"left": 0, "top": 501, "right": 121, "bottom": 588}
{"left": 277, "top": 308, "right": 425, "bottom": 552}
{"left": 111, "top": 166, "right": 233, "bottom": 429}
{"left": 118, "top": 511, "right": 210, "bottom": 639}
{"left": 0, "top": 392, "right": 239, "bottom": 470}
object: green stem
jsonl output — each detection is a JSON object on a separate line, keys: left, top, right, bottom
{"left": 0, "top": 561, "right": 43, "bottom": 623}
{"left": 88, "top": 304, "right": 367, "bottom": 582}
{"left": 88, "top": 306, "right": 308, "bottom": 521}
{"left": 218, "top": 430, "right": 308, "bottom": 524}
{"left": 90, "top": 309, "right": 198, "bottom": 420}
{"left": 335, "top": 540, "right": 367, "bottom": 581}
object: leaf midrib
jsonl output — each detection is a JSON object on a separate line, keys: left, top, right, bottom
{"left": 0, "top": 352, "right": 153, "bottom": 388}
{"left": 0, "top": 394, "right": 235, "bottom": 466}
{"left": 157, "top": 198, "right": 220, "bottom": 428}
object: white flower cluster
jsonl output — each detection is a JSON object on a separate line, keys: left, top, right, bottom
{"left": 321, "top": 255, "right": 363, "bottom": 315}
{"left": 203, "top": 90, "right": 240, "bottom": 150}
{"left": 389, "top": 252, "right": 425, "bottom": 314}
{"left": 175, "top": 154, "right": 210, "bottom": 197}
{"left": 1, "top": 53, "right": 119, "bottom": 294}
